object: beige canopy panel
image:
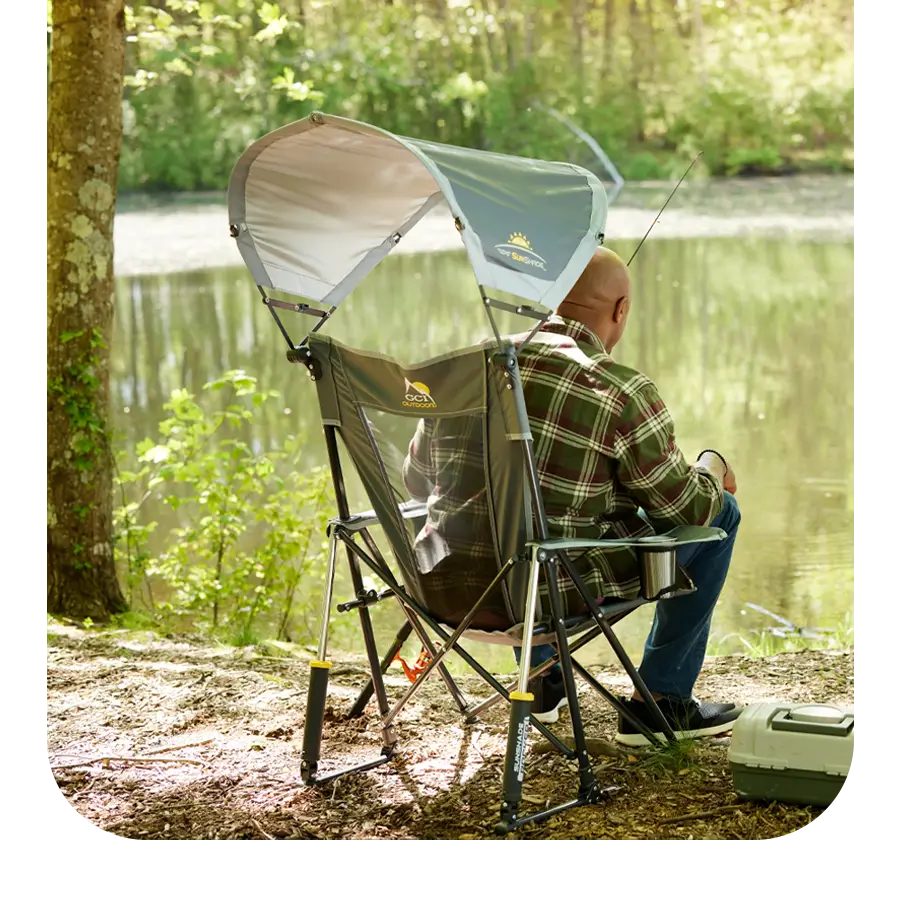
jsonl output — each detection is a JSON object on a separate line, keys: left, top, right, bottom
{"left": 227, "top": 113, "right": 608, "bottom": 312}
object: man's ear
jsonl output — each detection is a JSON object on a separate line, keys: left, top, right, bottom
{"left": 613, "top": 296, "right": 628, "bottom": 323}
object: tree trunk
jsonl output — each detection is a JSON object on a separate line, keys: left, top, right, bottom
{"left": 602, "top": 0, "right": 616, "bottom": 81}
{"left": 693, "top": 0, "right": 707, "bottom": 89}
{"left": 573, "top": 0, "right": 586, "bottom": 96}
{"left": 48, "top": 0, "right": 128, "bottom": 621}
{"left": 498, "top": 0, "right": 518, "bottom": 73}
{"left": 665, "top": 0, "right": 691, "bottom": 38}
{"left": 628, "top": 0, "right": 645, "bottom": 142}
{"left": 477, "top": 0, "right": 500, "bottom": 74}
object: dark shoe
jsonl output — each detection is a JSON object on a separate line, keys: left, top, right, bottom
{"left": 530, "top": 668, "right": 568, "bottom": 724}
{"left": 615, "top": 695, "right": 742, "bottom": 747}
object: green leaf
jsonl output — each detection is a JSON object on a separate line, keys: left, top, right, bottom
{"left": 258, "top": 2, "right": 281, "bottom": 26}
{"left": 164, "top": 58, "right": 193, "bottom": 77}
{"left": 139, "top": 445, "right": 171, "bottom": 464}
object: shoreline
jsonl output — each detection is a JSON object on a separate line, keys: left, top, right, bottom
{"left": 114, "top": 205, "right": 854, "bottom": 278}
{"left": 113, "top": 176, "right": 854, "bottom": 278}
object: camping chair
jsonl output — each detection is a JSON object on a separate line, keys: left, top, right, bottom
{"left": 225, "top": 113, "right": 727, "bottom": 832}
{"left": 297, "top": 334, "right": 726, "bottom": 832}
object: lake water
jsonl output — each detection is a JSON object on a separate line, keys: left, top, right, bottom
{"left": 111, "top": 178, "right": 853, "bottom": 671}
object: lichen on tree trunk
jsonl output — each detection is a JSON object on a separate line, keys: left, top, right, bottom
{"left": 47, "top": 0, "right": 128, "bottom": 621}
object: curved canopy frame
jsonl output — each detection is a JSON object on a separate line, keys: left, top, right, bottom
{"left": 227, "top": 113, "right": 608, "bottom": 345}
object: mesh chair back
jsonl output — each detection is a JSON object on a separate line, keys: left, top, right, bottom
{"left": 307, "top": 335, "right": 536, "bottom": 628}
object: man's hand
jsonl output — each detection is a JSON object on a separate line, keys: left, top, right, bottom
{"left": 695, "top": 450, "right": 736, "bottom": 495}
{"left": 723, "top": 466, "right": 737, "bottom": 495}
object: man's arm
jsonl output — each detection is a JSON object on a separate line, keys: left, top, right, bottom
{"left": 614, "top": 383, "right": 724, "bottom": 531}
{"left": 402, "top": 418, "right": 436, "bottom": 503}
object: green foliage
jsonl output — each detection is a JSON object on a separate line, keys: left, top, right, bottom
{"left": 723, "top": 147, "right": 786, "bottom": 177}
{"left": 637, "top": 737, "right": 698, "bottom": 776}
{"left": 115, "top": 0, "right": 853, "bottom": 190}
{"left": 48, "top": 327, "right": 113, "bottom": 571}
{"left": 620, "top": 152, "right": 670, "bottom": 182}
{"left": 708, "top": 611, "right": 854, "bottom": 659}
{"left": 115, "top": 370, "right": 334, "bottom": 645}
{"left": 48, "top": 327, "right": 108, "bottom": 476}
{"left": 110, "top": 609, "right": 159, "bottom": 631}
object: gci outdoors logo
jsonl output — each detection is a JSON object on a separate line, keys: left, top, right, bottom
{"left": 494, "top": 232, "right": 547, "bottom": 271}
{"left": 402, "top": 378, "right": 437, "bottom": 409}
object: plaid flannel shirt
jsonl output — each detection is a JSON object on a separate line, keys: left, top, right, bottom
{"left": 403, "top": 316, "right": 724, "bottom": 622}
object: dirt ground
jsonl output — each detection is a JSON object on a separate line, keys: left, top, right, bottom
{"left": 47, "top": 622, "right": 853, "bottom": 840}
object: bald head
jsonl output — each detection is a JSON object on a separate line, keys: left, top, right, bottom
{"left": 558, "top": 248, "right": 632, "bottom": 351}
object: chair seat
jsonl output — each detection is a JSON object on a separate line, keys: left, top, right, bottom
{"left": 444, "top": 593, "right": 684, "bottom": 647}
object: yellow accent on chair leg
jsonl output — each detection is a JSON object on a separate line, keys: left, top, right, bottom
{"left": 509, "top": 691, "right": 534, "bottom": 701}
{"left": 310, "top": 660, "right": 333, "bottom": 669}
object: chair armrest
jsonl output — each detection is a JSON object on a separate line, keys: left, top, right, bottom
{"left": 330, "top": 499, "right": 428, "bottom": 534}
{"left": 530, "top": 525, "right": 726, "bottom": 553}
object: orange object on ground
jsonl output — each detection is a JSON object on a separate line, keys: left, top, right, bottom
{"left": 393, "top": 645, "right": 433, "bottom": 683}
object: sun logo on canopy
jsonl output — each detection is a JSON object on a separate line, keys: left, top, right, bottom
{"left": 494, "top": 231, "right": 547, "bottom": 270}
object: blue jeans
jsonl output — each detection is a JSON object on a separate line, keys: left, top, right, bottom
{"left": 514, "top": 493, "right": 741, "bottom": 700}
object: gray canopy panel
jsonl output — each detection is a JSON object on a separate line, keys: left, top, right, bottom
{"left": 227, "top": 113, "right": 608, "bottom": 312}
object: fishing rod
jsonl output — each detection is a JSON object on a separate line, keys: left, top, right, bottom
{"left": 626, "top": 151, "right": 703, "bottom": 266}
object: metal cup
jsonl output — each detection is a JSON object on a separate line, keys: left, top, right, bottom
{"left": 637, "top": 538, "right": 678, "bottom": 600}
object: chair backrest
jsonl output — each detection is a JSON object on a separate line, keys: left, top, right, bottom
{"left": 306, "top": 334, "right": 537, "bottom": 628}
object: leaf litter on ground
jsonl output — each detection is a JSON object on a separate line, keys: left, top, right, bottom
{"left": 47, "top": 623, "right": 851, "bottom": 840}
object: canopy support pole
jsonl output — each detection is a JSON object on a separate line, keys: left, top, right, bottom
{"left": 259, "top": 285, "right": 296, "bottom": 350}
{"left": 480, "top": 286, "right": 504, "bottom": 347}
{"left": 479, "top": 289, "right": 549, "bottom": 354}
{"left": 295, "top": 308, "right": 337, "bottom": 351}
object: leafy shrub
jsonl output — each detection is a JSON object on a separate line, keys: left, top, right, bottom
{"left": 620, "top": 152, "right": 670, "bottom": 181}
{"left": 115, "top": 370, "right": 333, "bottom": 645}
{"left": 723, "top": 146, "right": 786, "bottom": 177}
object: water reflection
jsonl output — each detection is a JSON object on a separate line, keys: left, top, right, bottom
{"left": 111, "top": 234, "right": 853, "bottom": 669}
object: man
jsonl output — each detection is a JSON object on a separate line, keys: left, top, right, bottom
{"left": 404, "top": 248, "right": 741, "bottom": 746}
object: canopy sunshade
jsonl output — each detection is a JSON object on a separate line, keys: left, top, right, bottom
{"left": 227, "top": 113, "right": 608, "bottom": 313}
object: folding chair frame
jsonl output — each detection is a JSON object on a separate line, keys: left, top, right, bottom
{"left": 301, "top": 411, "right": 724, "bottom": 834}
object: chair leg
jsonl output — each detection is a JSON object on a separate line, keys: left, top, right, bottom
{"left": 354, "top": 528, "right": 470, "bottom": 715}
{"left": 543, "top": 563, "right": 598, "bottom": 797}
{"left": 405, "top": 603, "right": 575, "bottom": 757}
{"left": 347, "top": 619, "right": 414, "bottom": 719}
{"left": 465, "top": 626, "right": 602, "bottom": 721}
{"left": 557, "top": 552, "right": 678, "bottom": 744}
{"left": 402, "top": 607, "right": 470, "bottom": 716}
{"left": 571, "top": 658, "right": 666, "bottom": 749}
{"left": 301, "top": 661, "right": 332, "bottom": 784}
{"left": 302, "top": 525, "right": 398, "bottom": 785}
{"left": 380, "top": 586, "right": 494, "bottom": 729}
{"left": 337, "top": 526, "right": 398, "bottom": 750}
{"left": 497, "top": 548, "right": 541, "bottom": 834}
{"left": 347, "top": 612, "right": 470, "bottom": 721}
{"left": 301, "top": 530, "right": 338, "bottom": 784}
{"left": 303, "top": 613, "right": 398, "bottom": 785}
{"left": 358, "top": 605, "right": 397, "bottom": 751}
{"left": 496, "top": 563, "right": 620, "bottom": 832}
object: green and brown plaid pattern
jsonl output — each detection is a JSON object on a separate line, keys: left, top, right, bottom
{"left": 403, "top": 316, "right": 724, "bottom": 621}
